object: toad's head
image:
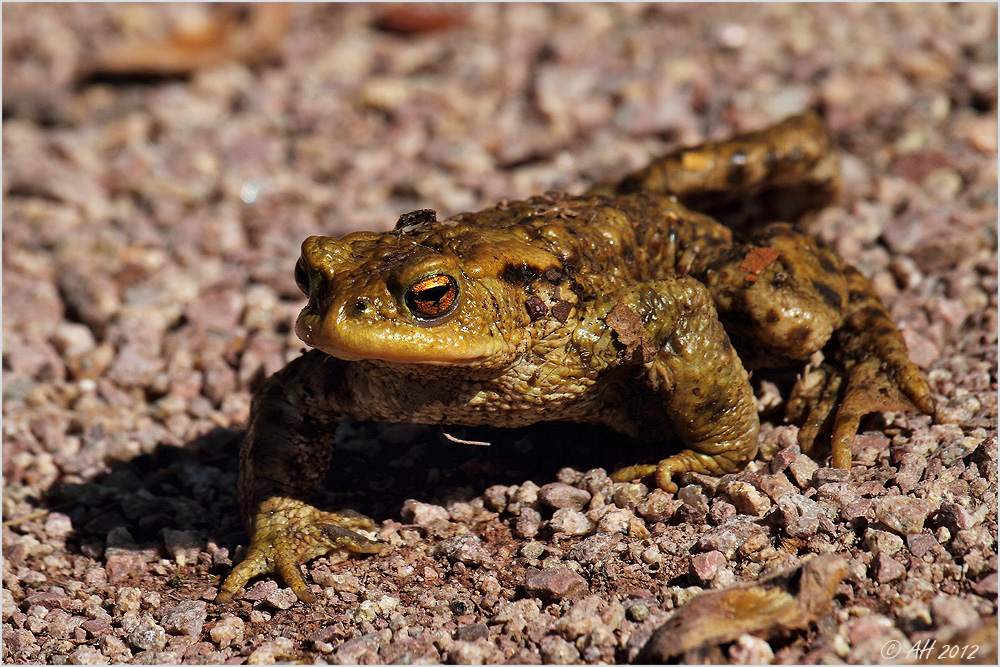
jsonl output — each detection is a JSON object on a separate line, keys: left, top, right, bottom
{"left": 293, "top": 224, "right": 567, "bottom": 370}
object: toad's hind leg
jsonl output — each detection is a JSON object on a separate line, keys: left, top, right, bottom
{"left": 592, "top": 111, "right": 840, "bottom": 215}
{"left": 699, "top": 223, "right": 849, "bottom": 369}
{"left": 697, "top": 224, "right": 933, "bottom": 468}
{"left": 583, "top": 278, "right": 760, "bottom": 492}
{"left": 216, "top": 353, "right": 383, "bottom": 604}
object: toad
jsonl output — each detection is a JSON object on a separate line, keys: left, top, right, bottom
{"left": 216, "top": 113, "right": 933, "bottom": 603}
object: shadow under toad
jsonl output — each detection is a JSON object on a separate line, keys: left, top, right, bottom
{"left": 44, "top": 367, "right": 806, "bottom": 601}
{"left": 45, "top": 417, "right": 656, "bottom": 598}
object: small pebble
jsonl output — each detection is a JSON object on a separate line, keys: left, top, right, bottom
{"left": 515, "top": 507, "right": 542, "bottom": 538}
{"left": 729, "top": 633, "right": 774, "bottom": 664}
{"left": 595, "top": 507, "right": 631, "bottom": 534}
{"left": 625, "top": 602, "right": 649, "bottom": 622}
{"left": 872, "top": 552, "right": 906, "bottom": 583}
{"left": 209, "top": 614, "right": 244, "bottom": 649}
{"left": 401, "top": 500, "right": 450, "bottom": 526}
{"left": 722, "top": 481, "right": 772, "bottom": 516}
{"left": 873, "top": 496, "right": 932, "bottom": 535}
{"left": 906, "top": 533, "right": 938, "bottom": 558}
{"left": 539, "top": 635, "right": 580, "bottom": 664}
{"left": 567, "top": 533, "right": 619, "bottom": 564}
{"left": 264, "top": 587, "right": 298, "bottom": 610}
{"left": 635, "top": 489, "right": 680, "bottom": 523}
{"left": 454, "top": 623, "right": 490, "bottom": 642}
{"left": 354, "top": 600, "right": 380, "bottom": 623}
{"left": 864, "top": 528, "right": 905, "bottom": 557}
{"left": 126, "top": 614, "right": 166, "bottom": 652}
{"left": 520, "top": 541, "right": 545, "bottom": 561}
{"left": 247, "top": 637, "right": 296, "bottom": 664}
{"left": 612, "top": 483, "right": 648, "bottom": 508}
{"left": 549, "top": 508, "right": 594, "bottom": 536}
{"left": 524, "top": 567, "right": 589, "bottom": 602}
{"left": 434, "top": 534, "right": 489, "bottom": 566}
{"left": 690, "top": 551, "right": 727, "bottom": 585}
{"left": 159, "top": 600, "right": 207, "bottom": 636}
{"left": 448, "top": 639, "right": 493, "bottom": 665}
{"left": 539, "top": 482, "right": 592, "bottom": 510}
{"left": 936, "top": 502, "right": 975, "bottom": 534}
{"left": 787, "top": 455, "right": 819, "bottom": 488}
{"left": 68, "top": 645, "right": 109, "bottom": 665}
{"left": 929, "top": 595, "right": 981, "bottom": 631}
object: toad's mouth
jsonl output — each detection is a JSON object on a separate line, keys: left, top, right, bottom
{"left": 295, "top": 312, "right": 497, "bottom": 366}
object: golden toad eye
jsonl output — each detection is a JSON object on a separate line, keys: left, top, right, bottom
{"left": 294, "top": 258, "right": 310, "bottom": 296}
{"left": 405, "top": 274, "right": 459, "bottom": 320}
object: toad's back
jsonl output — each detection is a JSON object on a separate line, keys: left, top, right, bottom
{"left": 441, "top": 192, "right": 733, "bottom": 297}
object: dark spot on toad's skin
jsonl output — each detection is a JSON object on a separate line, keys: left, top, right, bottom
{"left": 525, "top": 296, "right": 548, "bottom": 321}
{"left": 817, "top": 252, "right": 839, "bottom": 275}
{"left": 501, "top": 263, "right": 543, "bottom": 285}
{"left": 765, "top": 310, "right": 781, "bottom": 324}
{"left": 550, "top": 301, "right": 572, "bottom": 323}
{"left": 812, "top": 280, "right": 843, "bottom": 311}
{"left": 848, "top": 290, "right": 868, "bottom": 303}
{"left": 862, "top": 306, "right": 886, "bottom": 321}
{"left": 763, "top": 151, "right": 778, "bottom": 176}
{"left": 726, "top": 151, "right": 748, "bottom": 186}
{"left": 771, "top": 273, "right": 790, "bottom": 289}
{"left": 544, "top": 266, "right": 565, "bottom": 284}
{"left": 786, "top": 326, "right": 813, "bottom": 346}
{"left": 701, "top": 395, "right": 729, "bottom": 422}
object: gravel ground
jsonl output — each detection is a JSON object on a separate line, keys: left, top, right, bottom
{"left": 2, "top": 3, "right": 997, "bottom": 664}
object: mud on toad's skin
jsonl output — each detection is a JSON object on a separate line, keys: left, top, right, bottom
{"left": 215, "top": 112, "right": 934, "bottom": 604}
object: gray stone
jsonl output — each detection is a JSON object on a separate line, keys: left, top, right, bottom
{"left": 539, "top": 483, "right": 592, "bottom": 510}
{"left": 159, "top": 600, "right": 207, "bottom": 636}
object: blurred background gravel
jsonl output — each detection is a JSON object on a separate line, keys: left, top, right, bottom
{"left": 2, "top": 3, "right": 996, "bottom": 664}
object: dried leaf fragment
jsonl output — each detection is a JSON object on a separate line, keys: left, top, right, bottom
{"left": 89, "top": 4, "right": 289, "bottom": 77}
{"left": 606, "top": 302, "right": 656, "bottom": 364}
{"left": 637, "top": 554, "right": 848, "bottom": 663}
{"left": 739, "top": 245, "right": 780, "bottom": 283}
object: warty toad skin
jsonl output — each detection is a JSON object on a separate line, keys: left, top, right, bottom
{"left": 215, "top": 113, "right": 934, "bottom": 604}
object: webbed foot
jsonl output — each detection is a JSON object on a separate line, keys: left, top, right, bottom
{"left": 786, "top": 270, "right": 934, "bottom": 468}
{"left": 216, "top": 497, "right": 384, "bottom": 604}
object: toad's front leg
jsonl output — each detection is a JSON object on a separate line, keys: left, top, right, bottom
{"left": 582, "top": 278, "right": 760, "bottom": 492}
{"left": 216, "top": 352, "right": 383, "bottom": 604}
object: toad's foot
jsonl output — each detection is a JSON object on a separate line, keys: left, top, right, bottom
{"left": 786, "top": 268, "right": 934, "bottom": 469}
{"left": 611, "top": 448, "right": 752, "bottom": 494}
{"left": 215, "top": 497, "right": 383, "bottom": 604}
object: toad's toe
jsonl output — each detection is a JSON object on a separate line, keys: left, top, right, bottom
{"left": 216, "top": 497, "right": 383, "bottom": 604}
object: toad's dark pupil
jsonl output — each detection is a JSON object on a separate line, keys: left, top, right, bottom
{"left": 406, "top": 276, "right": 457, "bottom": 318}
{"left": 416, "top": 285, "right": 450, "bottom": 304}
